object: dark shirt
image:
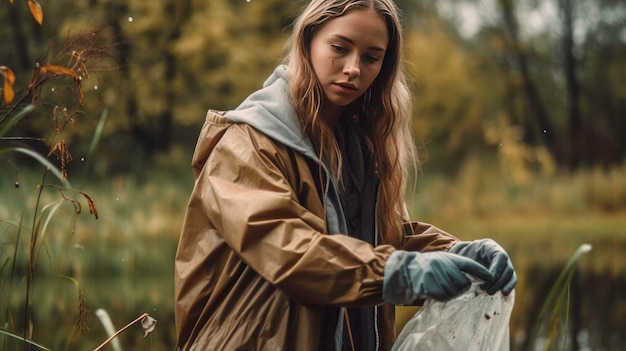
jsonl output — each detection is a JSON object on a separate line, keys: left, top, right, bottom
{"left": 336, "top": 118, "right": 380, "bottom": 351}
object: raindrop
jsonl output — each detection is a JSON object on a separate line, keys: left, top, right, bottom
{"left": 116, "top": 197, "right": 120, "bottom": 201}
{"left": 51, "top": 87, "right": 55, "bottom": 92}
{"left": 128, "top": 16, "right": 133, "bottom": 22}
{"left": 246, "top": 0, "right": 251, "bottom": 2}
{"left": 543, "top": 129, "right": 547, "bottom": 133}
{"left": 94, "top": 85, "right": 98, "bottom": 90}
{"left": 80, "top": 157, "right": 85, "bottom": 162}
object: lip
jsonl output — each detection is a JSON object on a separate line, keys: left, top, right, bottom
{"left": 333, "top": 82, "right": 358, "bottom": 91}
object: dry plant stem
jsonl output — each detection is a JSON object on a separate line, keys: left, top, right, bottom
{"left": 92, "top": 313, "right": 149, "bottom": 351}
{"left": 23, "top": 170, "right": 48, "bottom": 348}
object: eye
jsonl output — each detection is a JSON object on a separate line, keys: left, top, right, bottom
{"left": 331, "top": 44, "right": 347, "bottom": 54}
{"left": 363, "top": 54, "right": 380, "bottom": 64}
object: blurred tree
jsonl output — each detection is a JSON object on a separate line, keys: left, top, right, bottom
{"left": 559, "top": 0, "right": 582, "bottom": 169}
{"left": 496, "top": 0, "right": 557, "bottom": 161}
{"left": 572, "top": 0, "right": 625, "bottom": 165}
{"left": 434, "top": 0, "right": 626, "bottom": 171}
{"left": 1, "top": 0, "right": 296, "bottom": 173}
{"left": 3, "top": 1, "right": 35, "bottom": 71}
{"left": 3, "top": 0, "right": 624, "bottom": 174}
{"left": 404, "top": 15, "right": 497, "bottom": 172}
{"left": 1, "top": 0, "right": 118, "bottom": 166}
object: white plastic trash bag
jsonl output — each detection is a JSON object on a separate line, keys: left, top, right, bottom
{"left": 392, "top": 278, "right": 515, "bottom": 351}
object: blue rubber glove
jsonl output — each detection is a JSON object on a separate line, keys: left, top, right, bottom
{"left": 383, "top": 250, "right": 494, "bottom": 303}
{"left": 449, "top": 239, "right": 517, "bottom": 295}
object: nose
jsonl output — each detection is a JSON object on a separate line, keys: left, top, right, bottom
{"left": 343, "top": 55, "right": 360, "bottom": 80}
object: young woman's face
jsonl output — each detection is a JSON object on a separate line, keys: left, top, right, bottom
{"left": 310, "top": 9, "right": 389, "bottom": 114}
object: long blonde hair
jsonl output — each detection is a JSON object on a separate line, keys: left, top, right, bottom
{"left": 284, "top": 0, "right": 416, "bottom": 247}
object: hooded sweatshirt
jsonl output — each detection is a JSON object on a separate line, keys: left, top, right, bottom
{"left": 225, "top": 65, "right": 348, "bottom": 239}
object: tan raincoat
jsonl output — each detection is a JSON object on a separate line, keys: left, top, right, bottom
{"left": 174, "top": 67, "right": 459, "bottom": 351}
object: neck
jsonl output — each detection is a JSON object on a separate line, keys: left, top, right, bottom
{"left": 320, "top": 101, "right": 344, "bottom": 130}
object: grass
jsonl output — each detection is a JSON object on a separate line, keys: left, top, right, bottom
{"left": 527, "top": 243, "right": 593, "bottom": 350}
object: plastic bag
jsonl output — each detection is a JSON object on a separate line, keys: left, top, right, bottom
{"left": 392, "top": 278, "right": 515, "bottom": 351}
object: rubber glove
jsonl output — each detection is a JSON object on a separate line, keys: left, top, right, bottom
{"left": 449, "top": 239, "right": 517, "bottom": 295}
{"left": 383, "top": 250, "right": 494, "bottom": 304}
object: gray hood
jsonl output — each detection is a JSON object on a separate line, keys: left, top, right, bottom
{"left": 225, "top": 65, "right": 318, "bottom": 162}
{"left": 223, "top": 65, "right": 347, "bottom": 238}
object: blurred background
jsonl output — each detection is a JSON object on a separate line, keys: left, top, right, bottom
{"left": 1, "top": 0, "right": 625, "bottom": 350}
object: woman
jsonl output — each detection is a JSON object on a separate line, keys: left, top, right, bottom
{"left": 174, "top": 0, "right": 517, "bottom": 350}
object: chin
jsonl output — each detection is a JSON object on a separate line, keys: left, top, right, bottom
{"left": 330, "top": 97, "right": 357, "bottom": 107}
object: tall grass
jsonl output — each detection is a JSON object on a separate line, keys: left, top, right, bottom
{"left": 1, "top": 166, "right": 183, "bottom": 350}
{"left": 0, "top": 27, "right": 166, "bottom": 348}
{"left": 525, "top": 243, "right": 593, "bottom": 351}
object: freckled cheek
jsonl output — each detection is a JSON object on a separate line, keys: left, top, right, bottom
{"left": 329, "top": 55, "right": 340, "bottom": 70}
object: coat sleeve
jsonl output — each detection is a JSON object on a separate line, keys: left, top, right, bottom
{"left": 197, "top": 124, "right": 395, "bottom": 307}
{"left": 399, "top": 221, "right": 460, "bottom": 252}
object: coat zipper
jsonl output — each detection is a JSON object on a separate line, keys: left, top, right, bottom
{"left": 374, "top": 195, "right": 380, "bottom": 351}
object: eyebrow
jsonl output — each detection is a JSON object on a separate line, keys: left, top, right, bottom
{"left": 331, "top": 34, "right": 387, "bottom": 52}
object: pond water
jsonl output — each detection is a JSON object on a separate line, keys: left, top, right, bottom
{"left": 4, "top": 256, "right": 625, "bottom": 350}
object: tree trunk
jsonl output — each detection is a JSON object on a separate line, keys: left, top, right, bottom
{"left": 561, "top": 0, "right": 582, "bottom": 170}
{"left": 154, "top": 0, "right": 193, "bottom": 152}
{"left": 498, "top": 0, "right": 558, "bottom": 162}
{"left": 7, "top": 3, "right": 32, "bottom": 70}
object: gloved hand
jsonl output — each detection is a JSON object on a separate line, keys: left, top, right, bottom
{"left": 449, "top": 239, "right": 517, "bottom": 295}
{"left": 383, "top": 250, "right": 494, "bottom": 304}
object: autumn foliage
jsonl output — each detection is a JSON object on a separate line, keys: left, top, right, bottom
{"left": 2, "top": 0, "right": 42, "bottom": 105}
